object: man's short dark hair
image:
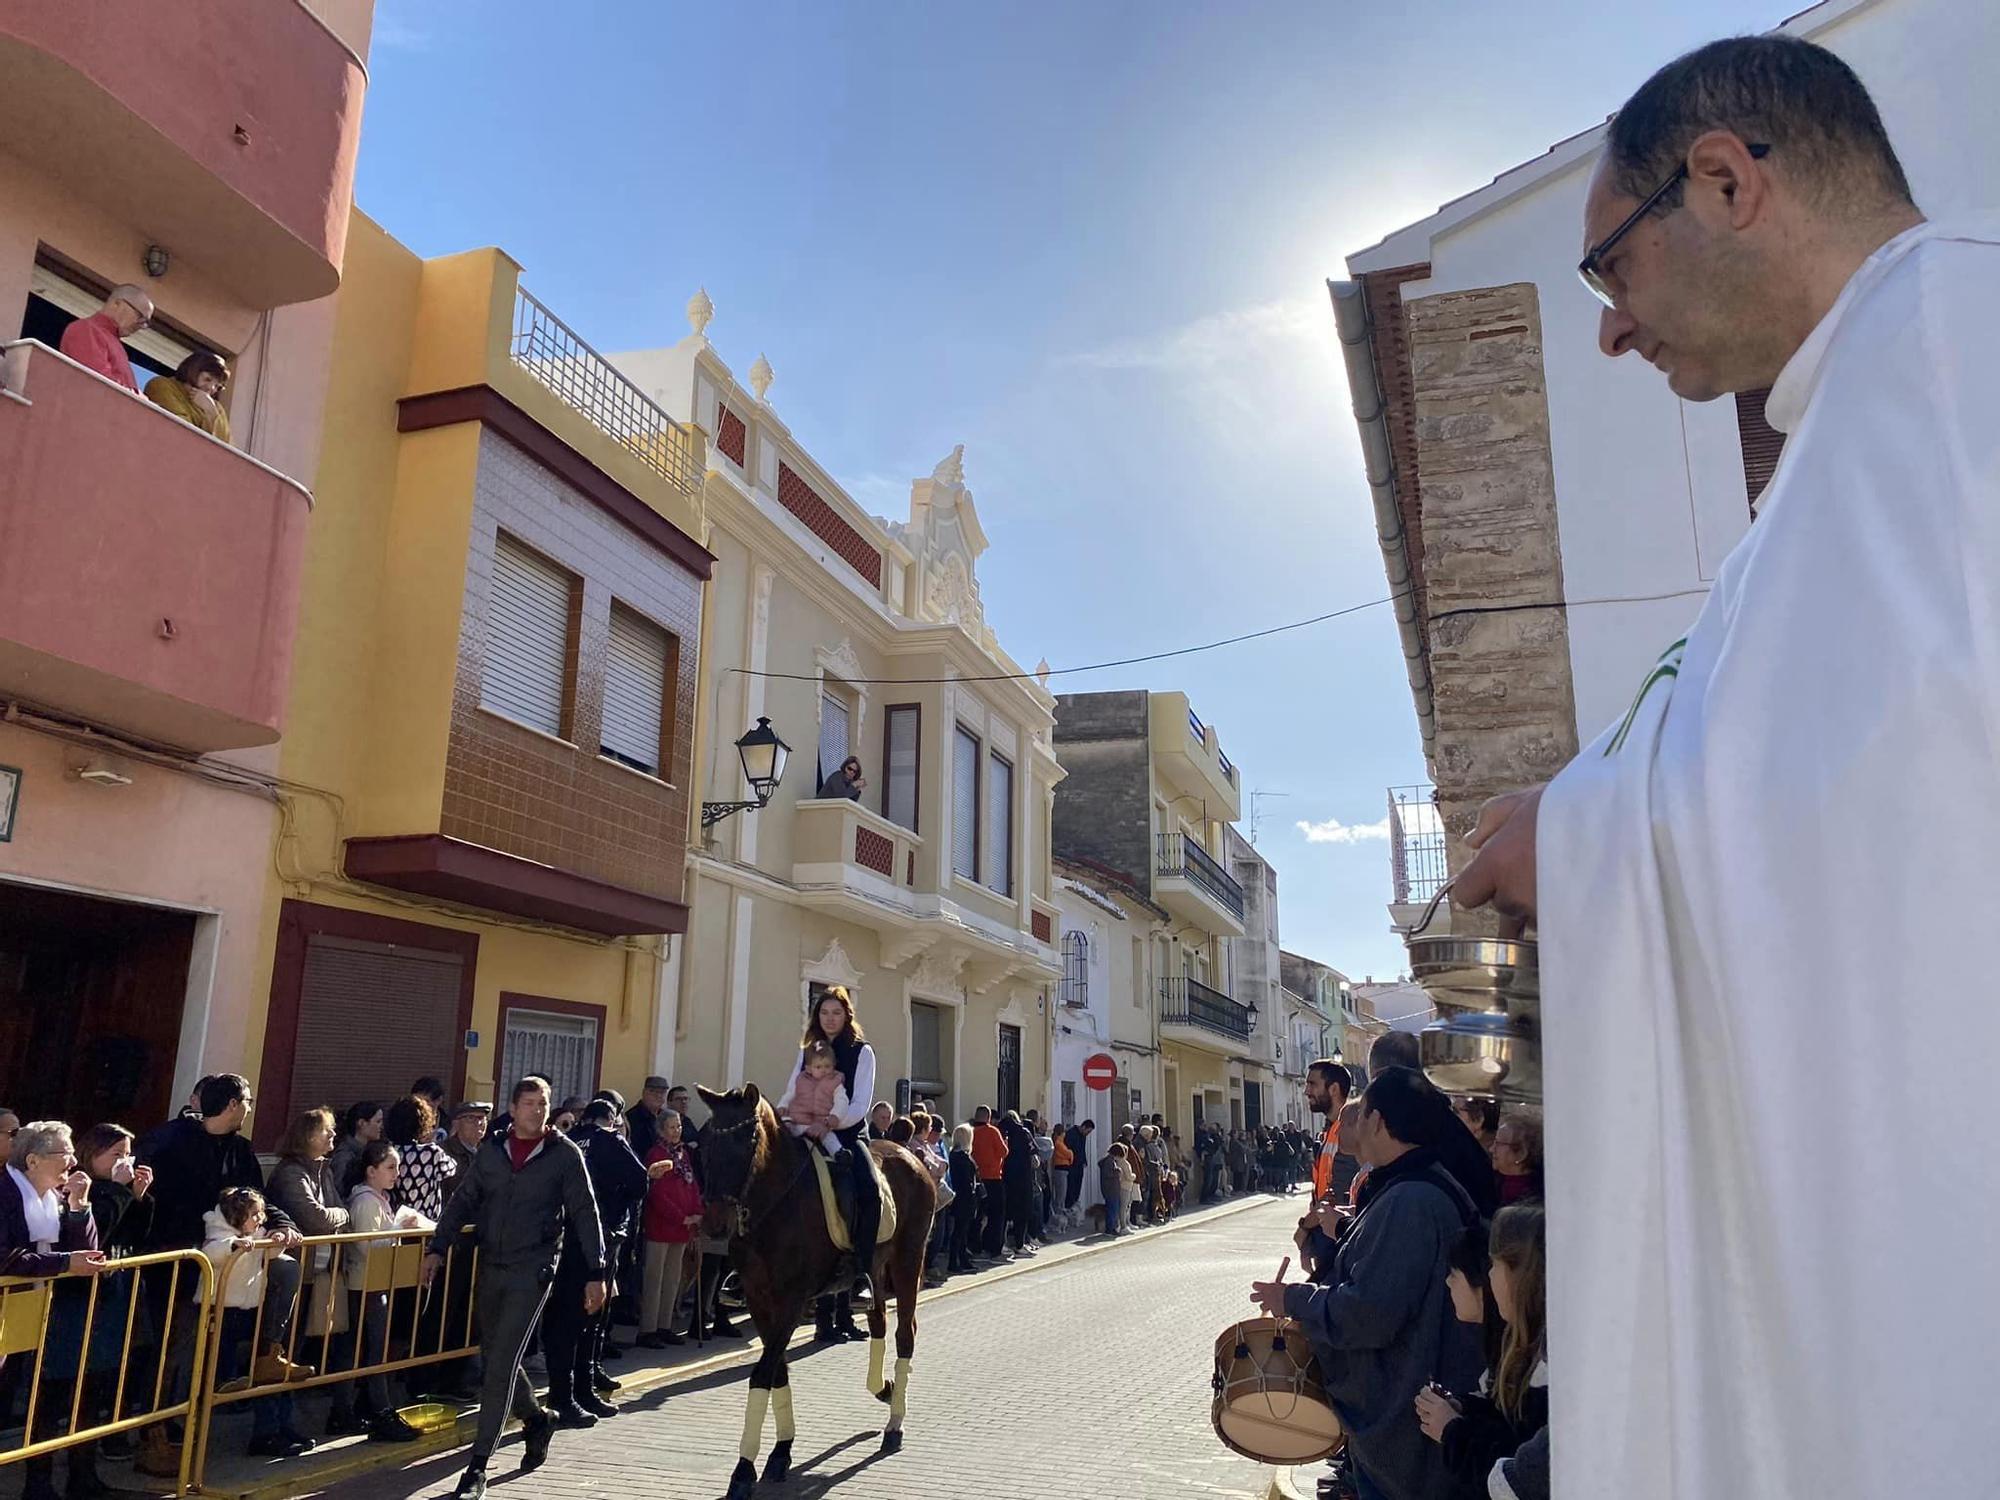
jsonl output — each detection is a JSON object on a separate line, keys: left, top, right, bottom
{"left": 411, "top": 1076, "right": 446, "bottom": 1103}
{"left": 1369, "top": 1031, "right": 1421, "bottom": 1074}
{"left": 581, "top": 1099, "right": 618, "bottom": 1126}
{"left": 1080, "top": 1119, "right": 1095, "bottom": 1132}
{"left": 511, "top": 1075, "right": 552, "bottom": 1104}
{"left": 1363, "top": 1066, "right": 1450, "bottom": 1149}
{"left": 1308, "top": 1059, "right": 1353, "bottom": 1099}
{"left": 1607, "top": 34, "right": 1913, "bottom": 211}
{"left": 198, "top": 1073, "right": 251, "bottom": 1118}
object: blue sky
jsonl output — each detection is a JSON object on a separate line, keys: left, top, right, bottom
{"left": 357, "top": 0, "right": 1773, "bottom": 981}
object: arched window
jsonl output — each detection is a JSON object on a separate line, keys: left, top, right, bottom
{"left": 1060, "top": 930, "right": 1089, "bottom": 1008}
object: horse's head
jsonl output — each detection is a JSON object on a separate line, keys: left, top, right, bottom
{"left": 694, "top": 1083, "right": 776, "bottom": 1204}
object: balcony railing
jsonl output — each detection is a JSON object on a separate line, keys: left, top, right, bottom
{"left": 510, "top": 288, "right": 704, "bottom": 499}
{"left": 1157, "top": 832, "right": 1246, "bottom": 922}
{"left": 1160, "top": 975, "right": 1254, "bottom": 1041}
{"left": 1388, "top": 784, "right": 1448, "bottom": 905}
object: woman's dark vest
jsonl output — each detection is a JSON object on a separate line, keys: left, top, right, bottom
{"left": 829, "top": 1031, "right": 870, "bottom": 1145}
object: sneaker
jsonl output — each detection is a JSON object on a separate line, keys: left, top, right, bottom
{"left": 367, "top": 1411, "right": 422, "bottom": 1444}
{"left": 590, "top": 1368, "right": 620, "bottom": 1395}
{"left": 135, "top": 1428, "right": 182, "bottom": 1478}
{"left": 246, "top": 1432, "right": 313, "bottom": 1459}
{"left": 452, "top": 1467, "right": 488, "bottom": 1500}
{"left": 551, "top": 1402, "right": 597, "bottom": 1431}
{"left": 634, "top": 1331, "right": 672, "bottom": 1350}
{"left": 519, "top": 1406, "right": 557, "bottom": 1472}
{"left": 576, "top": 1391, "right": 617, "bottom": 1419}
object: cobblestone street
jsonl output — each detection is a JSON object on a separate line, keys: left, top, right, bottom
{"left": 308, "top": 1196, "right": 1299, "bottom": 1500}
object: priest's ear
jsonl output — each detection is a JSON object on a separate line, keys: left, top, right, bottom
{"left": 1685, "top": 131, "right": 1773, "bottom": 235}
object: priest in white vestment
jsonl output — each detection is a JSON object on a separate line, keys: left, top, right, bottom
{"left": 1455, "top": 35, "right": 2000, "bottom": 1500}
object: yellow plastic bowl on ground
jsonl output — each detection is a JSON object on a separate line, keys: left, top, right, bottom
{"left": 399, "top": 1402, "right": 457, "bottom": 1434}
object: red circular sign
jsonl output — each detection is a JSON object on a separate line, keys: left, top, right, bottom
{"left": 1082, "top": 1053, "right": 1118, "bottom": 1091}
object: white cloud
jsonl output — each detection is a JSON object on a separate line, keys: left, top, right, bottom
{"left": 1058, "top": 299, "right": 1322, "bottom": 376}
{"left": 370, "top": 11, "right": 430, "bottom": 51}
{"left": 1296, "top": 816, "right": 1390, "bottom": 845}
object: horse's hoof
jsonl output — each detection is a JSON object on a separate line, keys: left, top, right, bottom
{"left": 762, "top": 1440, "right": 792, "bottom": 1484}
{"left": 875, "top": 1380, "right": 894, "bottom": 1405}
{"left": 880, "top": 1428, "right": 904, "bottom": 1454}
{"left": 726, "top": 1456, "right": 758, "bottom": 1500}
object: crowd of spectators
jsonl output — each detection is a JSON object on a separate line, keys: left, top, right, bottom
{"left": 1247, "top": 1037, "right": 1548, "bottom": 1500}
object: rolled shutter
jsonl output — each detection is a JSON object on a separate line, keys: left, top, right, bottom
{"left": 483, "top": 533, "right": 573, "bottom": 736}
{"left": 1734, "top": 387, "right": 1787, "bottom": 511}
{"left": 952, "top": 727, "right": 979, "bottom": 880}
{"left": 984, "top": 753, "right": 1014, "bottom": 895}
{"left": 290, "top": 937, "right": 464, "bottom": 1115}
{"left": 602, "top": 604, "right": 668, "bottom": 773}
{"left": 818, "top": 693, "right": 850, "bottom": 786}
{"left": 884, "top": 705, "right": 919, "bottom": 830}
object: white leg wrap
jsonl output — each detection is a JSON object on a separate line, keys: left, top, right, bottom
{"left": 771, "top": 1384, "right": 796, "bottom": 1442}
{"left": 739, "top": 1386, "right": 770, "bottom": 1462}
{"left": 886, "top": 1357, "right": 912, "bottom": 1428}
{"left": 866, "top": 1335, "right": 886, "bottom": 1392}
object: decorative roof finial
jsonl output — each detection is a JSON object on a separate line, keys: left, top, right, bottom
{"left": 748, "top": 353, "right": 774, "bottom": 402}
{"left": 1036, "top": 658, "right": 1052, "bottom": 687}
{"left": 932, "top": 444, "right": 965, "bottom": 485}
{"left": 687, "top": 287, "right": 714, "bottom": 339}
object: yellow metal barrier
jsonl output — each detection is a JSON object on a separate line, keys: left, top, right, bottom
{"left": 191, "top": 1226, "right": 478, "bottom": 1490}
{"left": 0, "top": 1248, "right": 218, "bottom": 1498}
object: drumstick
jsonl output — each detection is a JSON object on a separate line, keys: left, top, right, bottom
{"left": 1274, "top": 1255, "right": 1290, "bottom": 1284}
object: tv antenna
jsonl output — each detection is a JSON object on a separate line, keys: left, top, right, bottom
{"left": 1249, "top": 789, "right": 1290, "bottom": 845}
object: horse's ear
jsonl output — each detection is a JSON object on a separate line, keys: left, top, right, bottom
{"left": 695, "top": 1085, "right": 726, "bottom": 1110}
{"left": 742, "top": 1082, "right": 762, "bottom": 1108}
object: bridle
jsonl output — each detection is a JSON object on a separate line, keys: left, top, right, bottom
{"left": 708, "top": 1116, "right": 818, "bottom": 1241}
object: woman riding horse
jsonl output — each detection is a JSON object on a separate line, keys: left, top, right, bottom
{"left": 697, "top": 985, "right": 937, "bottom": 1500}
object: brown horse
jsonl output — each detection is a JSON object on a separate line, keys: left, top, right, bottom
{"left": 695, "top": 1084, "right": 938, "bottom": 1500}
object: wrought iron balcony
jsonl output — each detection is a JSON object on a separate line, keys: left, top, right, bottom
{"left": 1160, "top": 975, "right": 1254, "bottom": 1041}
{"left": 1156, "top": 831, "right": 1246, "bottom": 923}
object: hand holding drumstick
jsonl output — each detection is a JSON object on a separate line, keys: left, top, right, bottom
{"left": 1249, "top": 1255, "right": 1291, "bottom": 1318}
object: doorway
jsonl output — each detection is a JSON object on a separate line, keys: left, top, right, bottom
{"left": 0, "top": 881, "right": 196, "bottom": 1129}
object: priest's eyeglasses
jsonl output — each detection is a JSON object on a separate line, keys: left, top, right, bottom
{"left": 1579, "top": 143, "right": 1770, "bottom": 308}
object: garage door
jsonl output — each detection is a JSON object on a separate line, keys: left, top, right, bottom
{"left": 289, "top": 936, "right": 464, "bottom": 1115}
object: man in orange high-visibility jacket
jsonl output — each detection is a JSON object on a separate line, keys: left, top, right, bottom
{"left": 1305, "top": 1059, "right": 1352, "bottom": 1203}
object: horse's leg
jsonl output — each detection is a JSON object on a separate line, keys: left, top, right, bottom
{"left": 761, "top": 1301, "right": 804, "bottom": 1485}
{"left": 881, "top": 1211, "right": 923, "bottom": 1452}
{"left": 728, "top": 1275, "right": 788, "bottom": 1500}
{"left": 865, "top": 1245, "right": 891, "bottom": 1401}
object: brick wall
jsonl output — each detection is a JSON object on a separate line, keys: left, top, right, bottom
{"left": 777, "top": 461, "right": 882, "bottom": 587}
{"left": 1049, "top": 689, "right": 1155, "bottom": 895}
{"left": 1405, "top": 283, "right": 1579, "bottom": 931}
{"left": 441, "top": 430, "right": 700, "bottom": 902}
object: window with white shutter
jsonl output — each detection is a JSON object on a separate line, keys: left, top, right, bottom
{"left": 482, "top": 532, "right": 575, "bottom": 738}
{"left": 602, "top": 603, "right": 671, "bottom": 776}
{"left": 952, "top": 725, "right": 980, "bottom": 881}
{"left": 984, "top": 751, "right": 1014, "bottom": 895}
{"left": 883, "top": 704, "right": 920, "bottom": 831}
{"left": 817, "top": 689, "right": 852, "bottom": 790}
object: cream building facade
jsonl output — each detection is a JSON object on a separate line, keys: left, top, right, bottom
{"left": 613, "top": 304, "right": 1063, "bottom": 1122}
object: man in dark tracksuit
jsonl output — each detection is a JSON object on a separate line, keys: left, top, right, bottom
{"left": 425, "top": 1077, "right": 606, "bottom": 1500}
{"left": 545, "top": 1098, "right": 648, "bottom": 1422}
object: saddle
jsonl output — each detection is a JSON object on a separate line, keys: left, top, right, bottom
{"left": 810, "top": 1141, "right": 899, "bottom": 1255}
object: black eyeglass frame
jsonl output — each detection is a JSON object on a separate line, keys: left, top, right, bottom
{"left": 1578, "top": 142, "right": 1770, "bottom": 308}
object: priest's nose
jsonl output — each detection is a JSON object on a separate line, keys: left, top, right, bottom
{"left": 1599, "top": 302, "right": 1640, "bottom": 359}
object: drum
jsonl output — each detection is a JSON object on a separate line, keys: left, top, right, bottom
{"left": 1209, "top": 1317, "right": 1343, "bottom": 1465}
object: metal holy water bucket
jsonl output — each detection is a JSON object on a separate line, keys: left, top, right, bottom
{"left": 1400, "top": 882, "right": 1542, "bottom": 1104}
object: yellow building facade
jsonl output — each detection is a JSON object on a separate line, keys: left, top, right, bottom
{"left": 240, "top": 214, "right": 710, "bottom": 1144}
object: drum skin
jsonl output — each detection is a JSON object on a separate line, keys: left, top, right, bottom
{"left": 1210, "top": 1316, "right": 1343, "bottom": 1464}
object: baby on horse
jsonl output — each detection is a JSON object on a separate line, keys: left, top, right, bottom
{"left": 775, "top": 1039, "right": 851, "bottom": 1159}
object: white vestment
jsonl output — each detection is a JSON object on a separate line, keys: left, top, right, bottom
{"left": 1539, "top": 217, "right": 2000, "bottom": 1500}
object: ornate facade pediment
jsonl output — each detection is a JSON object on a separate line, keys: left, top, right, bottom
{"left": 905, "top": 445, "right": 992, "bottom": 640}
{"left": 802, "top": 936, "right": 864, "bottom": 989}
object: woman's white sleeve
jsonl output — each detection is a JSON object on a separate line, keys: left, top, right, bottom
{"left": 831, "top": 1046, "right": 874, "bottom": 1130}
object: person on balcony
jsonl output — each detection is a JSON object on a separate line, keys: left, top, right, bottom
{"left": 817, "top": 755, "right": 866, "bottom": 801}
{"left": 144, "top": 351, "right": 232, "bottom": 444}
{"left": 57, "top": 286, "right": 151, "bottom": 393}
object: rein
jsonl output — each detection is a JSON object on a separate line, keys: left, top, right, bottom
{"left": 727, "top": 1126, "right": 820, "bottom": 1242}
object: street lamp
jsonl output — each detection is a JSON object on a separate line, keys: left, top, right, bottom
{"left": 702, "top": 717, "right": 791, "bottom": 829}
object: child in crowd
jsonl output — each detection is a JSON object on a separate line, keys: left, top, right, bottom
{"left": 1099, "top": 1143, "right": 1128, "bottom": 1237}
{"left": 202, "top": 1188, "right": 309, "bottom": 1449}
{"left": 775, "top": 1039, "right": 850, "bottom": 1158}
{"left": 341, "top": 1140, "right": 429, "bottom": 1443}
{"left": 1416, "top": 1202, "right": 1549, "bottom": 1500}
